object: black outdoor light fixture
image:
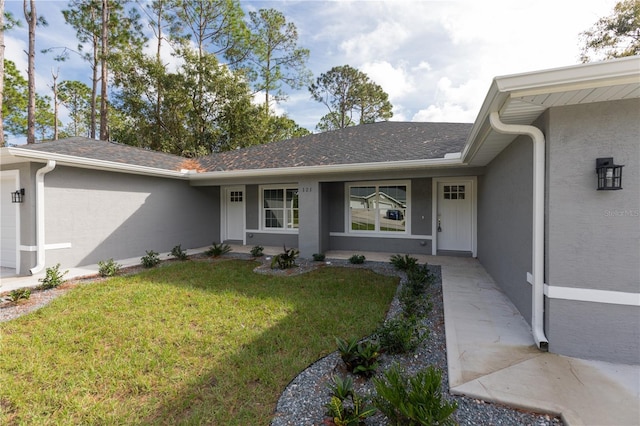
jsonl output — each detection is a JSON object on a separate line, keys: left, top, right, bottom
{"left": 596, "top": 157, "right": 624, "bottom": 190}
{"left": 11, "top": 188, "right": 25, "bottom": 203}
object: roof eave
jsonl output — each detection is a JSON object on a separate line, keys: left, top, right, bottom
{"left": 5, "top": 147, "right": 190, "bottom": 179}
{"left": 190, "top": 156, "right": 466, "bottom": 182}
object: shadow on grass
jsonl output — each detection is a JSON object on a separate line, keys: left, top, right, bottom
{"left": 131, "top": 259, "right": 398, "bottom": 425}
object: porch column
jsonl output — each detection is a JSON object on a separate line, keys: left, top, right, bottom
{"left": 297, "top": 179, "right": 321, "bottom": 258}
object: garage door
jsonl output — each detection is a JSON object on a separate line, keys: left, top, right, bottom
{"left": 0, "top": 175, "right": 18, "bottom": 269}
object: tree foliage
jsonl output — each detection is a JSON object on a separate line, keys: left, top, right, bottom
{"left": 580, "top": 0, "right": 640, "bottom": 62}
{"left": 246, "top": 8, "right": 311, "bottom": 113}
{"left": 309, "top": 65, "right": 392, "bottom": 131}
{"left": 57, "top": 80, "right": 91, "bottom": 137}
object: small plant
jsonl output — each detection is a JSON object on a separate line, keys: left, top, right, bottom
{"left": 389, "top": 254, "right": 418, "bottom": 271}
{"left": 373, "top": 364, "right": 457, "bottom": 425}
{"left": 405, "top": 263, "right": 434, "bottom": 296}
{"left": 98, "top": 258, "right": 122, "bottom": 277}
{"left": 271, "top": 245, "right": 299, "bottom": 270}
{"left": 399, "top": 287, "right": 432, "bottom": 319}
{"left": 313, "top": 253, "right": 326, "bottom": 261}
{"left": 171, "top": 244, "right": 188, "bottom": 261}
{"left": 335, "top": 337, "right": 380, "bottom": 377}
{"left": 141, "top": 250, "right": 161, "bottom": 268}
{"left": 8, "top": 288, "right": 31, "bottom": 302}
{"left": 250, "top": 245, "right": 264, "bottom": 257}
{"left": 376, "top": 316, "right": 428, "bottom": 354}
{"left": 205, "top": 242, "right": 232, "bottom": 257}
{"left": 324, "top": 393, "right": 376, "bottom": 426}
{"left": 328, "top": 375, "right": 354, "bottom": 401}
{"left": 349, "top": 254, "right": 365, "bottom": 264}
{"left": 39, "top": 264, "right": 68, "bottom": 289}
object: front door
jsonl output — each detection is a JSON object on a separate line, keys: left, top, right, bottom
{"left": 223, "top": 186, "right": 245, "bottom": 242}
{"left": 437, "top": 181, "right": 472, "bottom": 252}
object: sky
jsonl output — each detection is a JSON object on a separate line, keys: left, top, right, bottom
{"left": 4, "top": 0, "right": 619, "bottom": 145}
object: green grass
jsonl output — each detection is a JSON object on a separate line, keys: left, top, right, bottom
{"left": 0, "top": 260, "right": 398, "bottom": 425}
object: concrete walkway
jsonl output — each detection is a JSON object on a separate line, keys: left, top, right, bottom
{"left": 1, "top": 247, "right": 638, "bottom": 425}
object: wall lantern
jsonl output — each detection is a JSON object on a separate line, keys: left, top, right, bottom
{"left": 596, "top": 158, "right": 624, "bottom": 190}
{"left": 11, "top": 188, "right": 25, "bottom": 203}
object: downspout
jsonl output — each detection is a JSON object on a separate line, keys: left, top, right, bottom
{"left": 30, "top": 160, "right": 56, "bottom": 275}
{"left": 489, "top": 112, "right": 549, "bottom": 351}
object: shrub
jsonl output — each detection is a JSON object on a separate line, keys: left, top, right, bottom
{"left": 399, "top": 287, "right": 432, "bottom": 319}
{"left": 349, "top": 254, "right": 365, "bottom": 264}
{"left": 39, "top": 264, "right": 68, "bottom": 289}
{"left": 205, "top": 242, "right": 232, "bottom": 257}
{"left": 312, "top": 253, "right": 326, "bottom": 261}
{"left": 8, "top": 288, "right": 31, "bottom": 302}
{"left": 389, "top": 254, "right": 418, "bottom": 271}
{"left": 141, "top": 250, "right": 161, "bottom": 268}
{"left": 376, "top": 316, "right": 428, "bottom": 354}
{"left": 250, "top": 245, "right": 264, "bottom": 257}
{"left": 98, "top": 258, "right": 122, "bottom": 277}
{"left": 171, "top": 244, "right": 188, "bottom": 261}
{"left": 373, "top": 364, "right": 457, "bottom": 425}
{"left": 271, "top": 245, "right": 299, "bottom": 270}
{"left": 335, "top": 337, "right": 380, "bottom": 377}
{"left": 325, "top": 376, "right": 375, "bottom": 426}
{"left": 405, "top": 264, "right": 434, "bottom": 296}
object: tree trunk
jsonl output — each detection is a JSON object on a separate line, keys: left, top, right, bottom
{"left": 99, "top": 0, "right": 109, "bottom": 140}
{"left": 24, "top": 0, "right": 36, "bottom": 144}
{"left": 52, "top": 69, "right": 59, "bottom": 140}
{"left": 0, "top": 0, "right": 5, "bottom": 147}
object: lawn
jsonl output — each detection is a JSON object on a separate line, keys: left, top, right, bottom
{"left": 0, "top": 259, "right": 398, "bottom": 425}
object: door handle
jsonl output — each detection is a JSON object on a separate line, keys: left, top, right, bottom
{"left": 437, "top": 219, "right": 442, "bottom": 232}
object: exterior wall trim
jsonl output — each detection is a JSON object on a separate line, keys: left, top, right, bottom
{"left": 246, "top": 228, "right": 298, "bottom": 235}
{"left": 431, "top": 176, "right": 478, "bottom": 257}
{"left": 329, "top": 232, "right": 431, "bottom": 240}
{"left": 527, "top": 273, "right": 640, "bottom": 306}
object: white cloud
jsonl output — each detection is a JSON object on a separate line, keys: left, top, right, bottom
{"left": 360, "top": 61, "right": 414, "bottom": 100}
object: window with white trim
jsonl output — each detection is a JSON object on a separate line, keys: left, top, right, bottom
{"left": 348, "top": 182, "right": 409, "bottom": 233}
{"left": 262, "top": 186, "right": 299, "bottom": 230}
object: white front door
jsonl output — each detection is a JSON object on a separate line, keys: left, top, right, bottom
{"left": 437, "top": 181, "right": 472, "bottom": 252}
{"left": 0, "top": 173, "right": 18, "bottom": 268}
{"left": 223, "top": 186, "right": 245, "bottom": 242}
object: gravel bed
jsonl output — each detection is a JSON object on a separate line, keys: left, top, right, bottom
{"left": 270, "top": 260, "right": 564, "bottom": 426}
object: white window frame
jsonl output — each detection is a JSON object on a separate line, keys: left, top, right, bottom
{"left": 345, "top": 180, "right": 411, "bottom": 235}
{"left": 259, "top": 184, "right": 299, "bottom": 232}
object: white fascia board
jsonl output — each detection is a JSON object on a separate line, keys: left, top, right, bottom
{"left": 495, "top": 56, "right": 640, "bottom": 96}
{"left": 6, "top": 147, "right": 190, "bottom": 179}
{"left": 188, "top": 157, "right": 465, "bottom": 183}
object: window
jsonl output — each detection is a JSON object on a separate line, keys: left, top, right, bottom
{"left": 348, "top": 182, "right": 408, "bottom": 233}
{"left": 262, "top": 186, "right": 299, "bottom": 230}
{"left": 443, "top": 185, "right": 465, "bottom": 200}
{"left": 229, "top": 191, "right": 243, "bottom": 202}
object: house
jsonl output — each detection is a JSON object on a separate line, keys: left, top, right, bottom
{"left": 1, "top": 57, "right": 638, "bottom": 365}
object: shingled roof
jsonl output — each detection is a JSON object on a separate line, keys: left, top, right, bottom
{"left": 198, "top": 121, "right": 472, "bottom": 171}
{"left": 15, "top": 137, "right": 190, "bottom": 171}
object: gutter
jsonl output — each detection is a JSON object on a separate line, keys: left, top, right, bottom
{"left": 489, "top": 112, "right": 549, "bottom": 351}
{"left": 30, "top": 160, "right": 56, "bottom": 275}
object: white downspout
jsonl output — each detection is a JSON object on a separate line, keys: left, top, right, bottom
{"left": 489, "top": 112, "right": 549, "bottom": 351}
{"left": 30, "top": 160, "right": 56, "bottom": 275}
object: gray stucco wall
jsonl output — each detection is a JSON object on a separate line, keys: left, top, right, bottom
{"left": 544, "top": 98, "right": 639, "bottom": 364}
{"left": 41, "top": 166, "right": 219, "bottom": 269}
{"left": 477, "top": 135, "right": 534, "bottom": 323}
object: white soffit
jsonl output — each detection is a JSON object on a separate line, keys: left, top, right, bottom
{"left": 466, "top": 57, "right": 640, "bottom": 167}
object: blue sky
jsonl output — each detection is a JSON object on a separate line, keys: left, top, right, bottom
{"left": 4, "top": 0, "right": 618, "bottom": 145}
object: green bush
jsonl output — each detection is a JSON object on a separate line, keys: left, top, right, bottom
{"left": 141, "top": 250, "right": 161, "bottom": 268}
{"left": 98, "top": 258, "right": 122, "bottom": 277}
{"left": 205, "top": 242, "right": 232, "bottom": 257}
{"left": 376, "top": 316, "right": 428, "bottom": 354}
{"left": 349, "top": 254, "right": 366, "bottom": 264}
{"left": 389, "top": 254, "right": 418, "bottom": 271}
{"left": 312, "top": 253, "right": 326, "bottom": 261}
{"left": 271, "top": 246, "right": 299, "bottom": 270}
{"left": 8, "top": 288, "right": 31, "bottom": 302}
{"left": 328, "top": 375, "right": 354, "bottom": 401}
{"left": 39, "top": 264, "right": 68, "bottom": 289}
{"left": 399, "top": 287, "right": 432, "bottom": 319}
{"left": 373, "top": 364, "right": 457, "bottom": 425}
{"left": 250, "top": 245, "right": 264, "bottom": 257}
{"left": 335, "top": 337, "right": 380, "bottom": 377}
{"left": 170, "top": 244, "right": 188, "bottom": 261}
{"left": 325, "top": 394, "right": 375, "bottom": 426}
